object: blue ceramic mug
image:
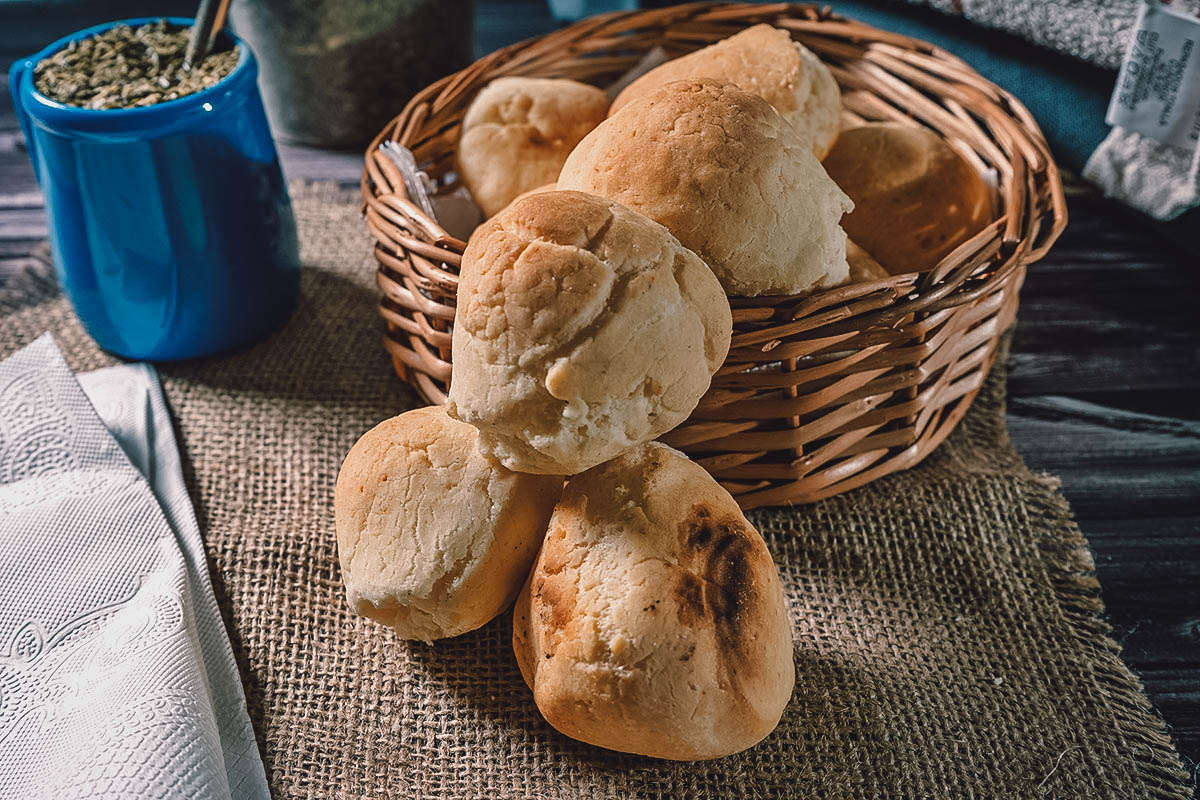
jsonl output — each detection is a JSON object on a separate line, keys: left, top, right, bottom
{"left": 9, "top": 18, "right": 300, "bottom": 361}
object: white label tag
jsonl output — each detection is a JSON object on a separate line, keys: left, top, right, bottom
{"left": 1106, "top": 0, "right": 1200, "bottom": 149}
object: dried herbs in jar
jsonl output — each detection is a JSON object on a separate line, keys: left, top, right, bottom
{"left": 34, "top": 20, "right": 238, "bottom": 110}
{"left": 229, "top": 0, "right": 474, "bottom": 147}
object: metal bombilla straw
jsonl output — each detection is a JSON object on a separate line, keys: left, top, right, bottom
{"left": 183, "top": 0, "right": 232, "bottom": 71}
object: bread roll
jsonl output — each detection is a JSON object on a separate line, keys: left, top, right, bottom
{"left": 508, "top": 182, "right": 557, "bottom": 207}
{"left": 457, "top": 77, "right": 608, "bottom": 217}
{"left": 558, "top": 79, "right": 853, "bottom": 297}
{"left": 821, "top": 122, "right": 992, "bottom": 275}
{"left": 513, "top": 442, "right": 794, "bottom": 760}
{"left": 611, "top": 24, "right": 841, "bottom": 159}
{"left": 447, "top": 190, "right": 731, "bottom": 475}
{"left": 335, "top": 406, "right": 561, "bottom": 642}
{"left": 799, "top": 241, "right": 886, "bottom": 296}
{"left": 845, "top": 239, "right": 890, "bottom": 284}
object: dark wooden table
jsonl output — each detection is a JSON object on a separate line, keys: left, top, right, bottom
{"left": 2, "top": 0, "right": 1197, "bottom": 778}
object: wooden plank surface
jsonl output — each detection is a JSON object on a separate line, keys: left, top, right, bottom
{"left": 1006, "top": 201, "right": 1200, "bottom": 768}
{"left": 1, "top": 0, "right": 1197, "bottom": 774}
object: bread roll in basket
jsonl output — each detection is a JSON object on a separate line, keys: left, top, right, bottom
{"left": 361, "top": 2, "right": 1066, "bottom": 509}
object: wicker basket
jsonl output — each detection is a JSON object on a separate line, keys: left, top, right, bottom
{"left": 361, "top": 2, "right": 1066, "bottom": 509}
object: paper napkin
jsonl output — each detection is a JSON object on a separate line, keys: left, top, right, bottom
{"left": 0, "top": 335, "right": 268, "bottom": 799}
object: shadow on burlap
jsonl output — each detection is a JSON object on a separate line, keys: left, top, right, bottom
{"left": 1, "top": 183, "right": 1190, "bottom": 799}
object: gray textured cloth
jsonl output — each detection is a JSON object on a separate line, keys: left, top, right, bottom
{"left": 1079, "top": 1, "right": 1200, "bottom": 219}
{"left": 1084, "top": 126, "right": 1200, "bottom": 219}
{"left": 905, "top": 0, "right": 1200, "bottom": 220}
{"left": 0, "top": 183, "right": 1190, "bottom": 799}
{"left": 904, "top": 0, "right": 1176, "bottom": 69}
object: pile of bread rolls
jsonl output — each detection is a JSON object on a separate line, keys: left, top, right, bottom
{"left": 336, "top": 24, "right": 991, "bottom": 760}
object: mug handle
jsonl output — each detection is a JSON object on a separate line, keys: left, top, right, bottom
{"left": 8, "top": 58, "right": 40, "bottom": 184}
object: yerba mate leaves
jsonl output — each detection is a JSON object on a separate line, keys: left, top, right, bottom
{"left": 33, "top": 20, "right": 238, "bottom": 110}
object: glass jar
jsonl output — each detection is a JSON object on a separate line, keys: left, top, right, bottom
{"left": 229, "top": 0, "right": 474, "bottom": 147}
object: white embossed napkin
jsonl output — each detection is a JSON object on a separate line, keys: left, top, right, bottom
{"left": 0, "top": 335, "right": 268, "bottom": 800}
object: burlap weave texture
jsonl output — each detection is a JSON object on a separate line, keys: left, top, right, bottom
{"left": 0, "top": 183, "right": 1189, "bottom": 799}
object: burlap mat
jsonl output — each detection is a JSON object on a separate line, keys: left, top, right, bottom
{"left": 1, "top": 183, "right": 1190, "bottom": 799}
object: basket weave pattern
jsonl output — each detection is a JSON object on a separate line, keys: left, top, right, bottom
{"left": 361, "top": 2, "right": 1066, "bottom": 509}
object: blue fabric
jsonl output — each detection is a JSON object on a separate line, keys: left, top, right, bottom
{"left": 828, "top": 0, "right": 1115, "bottom": 173}
{"left": 826, "top": 1, "right": 1200, "bottom": 252}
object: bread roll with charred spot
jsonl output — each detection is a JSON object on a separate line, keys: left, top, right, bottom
{"left": 514, "top": 442, "right": 794, "bottom": 760}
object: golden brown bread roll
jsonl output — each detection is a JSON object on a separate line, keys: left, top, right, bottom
{"left": 334, "top": 406, "right": 561, "bottom": 642}
{"left": 821, "top": 123, "right": 992, "bottom": 275}
{"left": 611, "top": 24, "right": 841, "bottom": 159}
{"left": 446, "top": 190, "right": 731, "bottom": 476}
{"left": 507, "top": 182, "right": 557, "bottom": 207}
{"left": 456, "top": 77, "right": 608, "bottom": 217}
{"left": 845, "top": 239, "right": 890, "bottom": 284}
{"left": 514, "top": 442, "right": 794, "bottom": 760}
{"left": 559, "top": 80, "right": 853, "bottom": 297}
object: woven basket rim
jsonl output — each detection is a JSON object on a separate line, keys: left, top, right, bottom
{"left": 358, "top": 1, "right": 1067, "bottom": 508}
{"left": 362, "top": 1, "right": 1065, "bottom": 295}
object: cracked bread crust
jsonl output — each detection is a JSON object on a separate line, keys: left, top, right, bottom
{"left": 335, "top": 406, "right": 562, "bottom": 642}
{"left": 513, "top": 442, "right": 794, "bottom": 760}
{"left": 457, "top": 77, "right": 609, "bottom": 217}
{"left": 446, "top": 190, "right": 732, "bottom": 476}
{"left": 558, "top": 79, "right": 854, "bottom": 297}
{"left": 611, "top": 24, "right": 842, "bottom": 159}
